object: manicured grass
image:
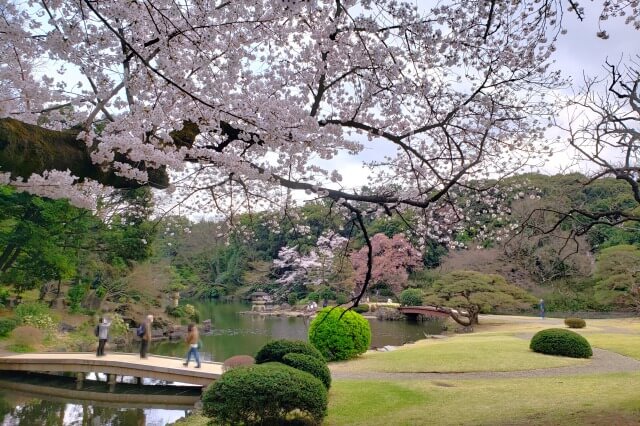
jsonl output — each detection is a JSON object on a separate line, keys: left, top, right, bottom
{"left": 175, "top": 315, "right": 640, "bottom": 425}
{"left": 330, "top": 335, "right": 587, "bottom": 373}
{"left": 583, "top": 333, "right": 640, "bottom": 360}
{"left": 326, "top": 373, "right": 640, "bottom": 425}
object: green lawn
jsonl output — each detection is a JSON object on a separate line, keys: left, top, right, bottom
{"left": 330, "top": 335, "right": 587, "bottom": 373}
{"left": 326, "top": 373, "right": 640, "bottom": 425}
{"left": 582, "top": 333, "right": 640, "bottom": 360}
{"left": 172, "top": 317, "right": 640, "bottom": 425}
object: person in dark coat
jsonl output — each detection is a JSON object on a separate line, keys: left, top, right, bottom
{"left": 139, "top": 314, "right": 154, "bottom": 359}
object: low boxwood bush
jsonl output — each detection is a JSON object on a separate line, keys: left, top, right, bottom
{"left": 335, "top": 294, "right": 348, "bottom": 305}
{"left": 399, "top": 288, "right": 423, "bottom": 306}
{"left": 223, "top": 355, "right": 255, "bottom": 372}
{"left": 0, "top": 318, "right": 18, "bottom": 337}
{"left": 282, "top": 352, "right": 331, "bottom": 389}
{"left": 255, "top": 339, "right": 323, "bottom": 364}
{"left": 308, "top": 307, "right": 371, "bottom": 361}
{"left": 530, "top": 328, "right": 592, "bottom": 358}
{"left": 352, "top": 304, "right": 369, "bottom": 314}
{"left": 564, "top": 317, "right": 586, "bottom": 329}
{"left": 202, "top": 362, "right": 327, "bottom": 425}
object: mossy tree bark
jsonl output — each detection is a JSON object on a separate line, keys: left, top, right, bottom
{"left": 0, "top": 118, "right": 170, "bottom": 189}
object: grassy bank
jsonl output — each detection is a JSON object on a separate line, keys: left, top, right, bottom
{"left": 326, "top": 373, "right": 640, "bottom": 425}
{"left": 170, "top": 315, "right": 640, "bottom": 425}
{"left": 330, "top": 334, "right": 586, "bottom": 374}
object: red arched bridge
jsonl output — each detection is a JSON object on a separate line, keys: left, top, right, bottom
{"left": 397, "top": 305, "right": 465, "bottom": 319}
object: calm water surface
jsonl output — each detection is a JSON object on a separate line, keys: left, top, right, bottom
{"left": 0, "top": 300, "right": 442, "bottom": 425}
{"left": 151, "top": 300, "right": 444, "bottom": 361}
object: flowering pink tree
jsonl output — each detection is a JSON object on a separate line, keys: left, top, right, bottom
{"left": 351, "top": 233, "right": 422, "bottom": 295}
{"left": 1, "top": 1, "right": 636, "bottom": 302}
{"left": 274, "top": 231, "right": 348, "bottom": 287}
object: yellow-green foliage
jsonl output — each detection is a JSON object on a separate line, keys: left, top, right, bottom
{"left": 593, "top": 245, "right": 640, "bottom": 309}
{"left": 564, "top": 317, "right": 586, "bottom": 328}
{"left": 309, "top": 307, "right": 371, "bottom": 361}
{"left": 107, "top": 313, "right": 129, "bottom": 339}
{"left": 15, "top": 302, "right": 56, "bottom": 331}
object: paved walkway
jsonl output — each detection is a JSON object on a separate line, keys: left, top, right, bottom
{"left": 0, "top": 352, "right": 224, "bottom": 386}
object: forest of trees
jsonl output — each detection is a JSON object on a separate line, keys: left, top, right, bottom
{"left": 3, "top": 171, "right": 637, "bottom": 316}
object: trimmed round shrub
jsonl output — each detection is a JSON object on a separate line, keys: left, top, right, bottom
{"left": 255, "top": 339, "right": 323, "bottom": 364}
{"left": 282, "top": 352, "right": 331, "bottom": 389}
{"left": 564, "top": 317, "right": 586, "bottom": 329}
{"left": 0, "top": 318, "right": 18, "bottom": 337}
{"left": 352, "top": 304, "right": 369, "bottom": 314}
{"left": 530, "top": 328, "right": 592, "bottom": 358}
{"left": 202, "top": 362, "right": 327, "bottom": 425}
{"left": 308, "top": 307, "right": 371, "bottom": 361}
{"left": 399, "top": 288, "right": 423, "bottom": 306}
{"left": 307, "top": 292, "right": 320, "bottom": 302}
{"left": 335, "top": 294, "right": 348, "bottom": 305}
{"left": 223, "top": 355, "right": 255, "bottom": 372}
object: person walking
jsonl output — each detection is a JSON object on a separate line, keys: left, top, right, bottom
{"left": 96, "top": 316, "right": 112, "bottom": 357}
{"left": 539, "top": 299, "right": 545, "bottom": 319}
{"left": 182, "top": 323, "right": 201, "bottom": 368}
{"left": 138, "top": 314, "right": 153, "bottom": 359}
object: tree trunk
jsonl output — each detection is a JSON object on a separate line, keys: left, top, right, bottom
{"left": 0, "top": 244, "right": 18, "bottom": 271}
{"left": 0, "top": 246, "right": 21, "bottom": 272}
{"left": 0, "top": 117, "right": 169, "bottom": 189}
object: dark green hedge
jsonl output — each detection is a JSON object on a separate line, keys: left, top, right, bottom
{"left": 399, "top": 288, "right": 423, "bottom": 306}
{"left": 530, "top": 328, "right": 592, "bottom": 358}
{"left": 202, "top": 362, "right": 327, "bottom": 425}
{"left": 0, "top": 318, "right": 17, "bottom": 337}
{"left": 255, "top": 339, "right": 323, "bottom": 364}
{"left": 352, "top": 304, "right": 369, "bottom": 314}
{"left": 564, "top": 317, "right": 586, "bottom": 329}
{"left": 308, "top": 307, "right": 371, "bottom": 361}
{"left": 282, "top": 352, "right": 331, "bottom": 389}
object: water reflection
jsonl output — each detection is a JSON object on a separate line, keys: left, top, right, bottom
{"left": 0, "top": 392, "right": 187, "bottom": 426}
{"left": 151, "top": 301, "right": 444, "bottom": 361}
{"left": 0, "top": 371, "right": 195, "bottom": 426}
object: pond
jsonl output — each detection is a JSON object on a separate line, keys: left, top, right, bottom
{"left": 150, "top": 300, "right": 444, "bottom": 361}
{"left": 0, "top": 300, "right": 443, "bottom": 425}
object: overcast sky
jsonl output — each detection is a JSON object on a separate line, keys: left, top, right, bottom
{"left": 325, "top": 5, "right": 640, "bottom": 190}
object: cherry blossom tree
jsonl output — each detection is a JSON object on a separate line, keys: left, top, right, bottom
{"left": 2, "top": 0, "right": 628, "bottom": 301}
{"left": 274, "top": 231, "right": 348, "bottom": 287}
{"left": 351, "top": 233, "right": 422, "bottom": 294}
